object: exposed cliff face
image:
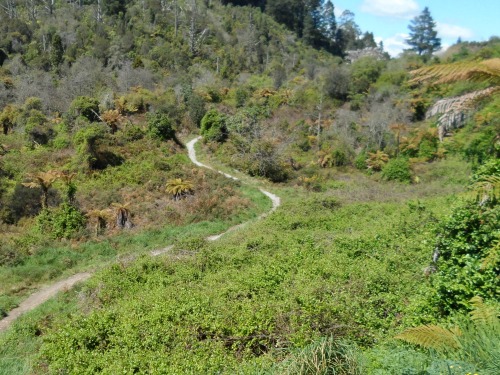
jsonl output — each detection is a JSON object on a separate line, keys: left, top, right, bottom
{"left": 345, "top": 47, "right": 386, "bottom": 63}
{"left": 426, "top": 87, "right": 497, "bottom": 140}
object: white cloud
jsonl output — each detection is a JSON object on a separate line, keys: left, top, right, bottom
{"left": 436, "top": 43, "right": 452, "bottom": 56}
{"left": 360, "top": 0, "right": 419, "bottom": 19}
{"left": 436, "top": 22, "right": 474, "bottom": 40}
{"left": 376, "top": 33, "right": 409, "bottom": 57}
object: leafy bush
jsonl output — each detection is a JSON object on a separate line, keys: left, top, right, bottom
{"left": 354, "top": 151, "right": 368, "bottom": 170}
{"left": 200, "top": 109, "right": 227, "bottom": 143}
{"left": 382, "top": 158, "right": 412, "bottom": 183}
{"left": 349, "top": 56, "right": 386, "bottom": 95}
{"left": 464, "top": 127, "right": 499, "bottom": 164}
{"left": 36, "top": 203, "right": 86, "bottom": 239}
{"left": 69, "top": 96, "right": 100, "bottom": 122}
{"left": 122, "top": 125, "right": 144, "bottom": 141}
{"left": 73, "top": 123, "right": 108, "bottom": 170}
{"left": 235, "top": 87, "right": 249, "bottom": 107}
{"left": 147, "top": 112, "right": 175, "bottom": 141}
{"left": 187, "top": 93, "right": 206, "bottom": 127}
{"left": 431, "top": 198, "right": 500, "bottom": 314}
{"left": 471, "top": 158, "right": 500, "bottom": 182}
{"left": 24, "top": 109, "right": 53, "bottom": 145}
{"left": 418, "top": 138, "right": 438, "bottom": 160}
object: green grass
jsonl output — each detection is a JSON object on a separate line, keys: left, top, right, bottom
{"left": 0, "top": 153, "right": 271, "bottom": 319}
{"left": 0, "top": 283, "right": 88, "bottom": 375}
{"left": 0, "top": 141, "right": 477, "bottom": 374}
{"left": 14, "top": 193, "right": 454, "bottom": 374}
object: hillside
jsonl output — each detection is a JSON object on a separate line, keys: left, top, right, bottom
{"left": 0, "top": 0, "right": 499, "bottom": 374}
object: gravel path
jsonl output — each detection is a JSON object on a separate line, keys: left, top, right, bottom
{"left": 0, "top": 137, "right": 280, "bottom": 332}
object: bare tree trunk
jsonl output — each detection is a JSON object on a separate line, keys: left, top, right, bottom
{"left": 116, "top": 209, "right": 133, "bottom": 229}
{"left": 188, "top": 0, "right": 197, "bottom": 54}
{"left": 25, "top": 0, "right": 38, "bottom": 21}
{"left": 1, "top": 0, "right": 18, "bottom": 19}
{"left": 95, "top": 0, "right": 103, "bottom": 22}
{"left": 42, "top": 0, "right": 55, "bottom": 15}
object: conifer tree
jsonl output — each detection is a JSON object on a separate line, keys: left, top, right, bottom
{"left": 50, "top": 34, "right": 64, "bottom": 70}
{"left": 406, "top": 7, "right": 441, "bottom": 57}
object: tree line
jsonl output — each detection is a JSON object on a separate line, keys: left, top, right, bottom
{"left": 221, "top": 0, "right": 378, "bottom": 56}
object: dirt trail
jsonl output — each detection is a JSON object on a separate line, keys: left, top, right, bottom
{"left": 0, "top": 273, "right": 92, "bottom": 331}
{"left": 0, "top": 137, "right": 280, "bottom": 332}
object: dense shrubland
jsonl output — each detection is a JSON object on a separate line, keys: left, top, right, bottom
{"left": 0, "top": 0, "right": 499, "bottom": 373}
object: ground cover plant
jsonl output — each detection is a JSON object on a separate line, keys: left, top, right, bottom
{"left": 0, "top": 0, "right": 499, "bottom": 373}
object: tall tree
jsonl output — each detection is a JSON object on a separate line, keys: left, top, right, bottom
{"left": 302, "top": 0, "right": 323, "bottom": 48}
{"left": 321, "top": 0, "right": 336, "bottom": 41}
{"left": 336, "top": 9, "right": 361, "bottom": 52}
{"left": 406, "top": 7, "right": 441, "bottom": 57}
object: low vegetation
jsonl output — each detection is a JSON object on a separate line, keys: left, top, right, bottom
{"left": 0, "top": 0, "right": 499, "bottom": 373}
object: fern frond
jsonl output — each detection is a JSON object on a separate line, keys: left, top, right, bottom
{"left": 410, "top": 58, "right": 500, "bottom": 85}
{"left": 481, "top": 240, "right": 500, "bottom": 270}
{"left": 395, "top": 325, "right": 461, "bottom": 351}
{"left": 166, "top": 179, "right": 194, "bottom": 200}
{"left": 469, "top": 296, "right": 498, "bottom": 326}
{"left": 470, "top": 175, "right": 500, "bottom": 202}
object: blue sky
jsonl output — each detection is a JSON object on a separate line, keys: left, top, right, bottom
{"left": 332, "top": 0, "right": 500, "bottom": 56}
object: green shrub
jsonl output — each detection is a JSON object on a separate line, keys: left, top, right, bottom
{"left": 235, "top": 87, "right": 249, "bottom": 107}
{"left": 36, "top": 203, "right": 86, "bottom": 239}
{"left": 354, "top": 151, "right": 368, "bottom": 170}
{"left": 471, "top": 158, "right": 500, "bottom": 182}
{"left": 51, "top": 135, "right": 71, "bottom": 150}
{"left": 187, "top": 94, "right": 206, "bottom": 127}
{"left": 382, "top": 158, "right": 412, "bottom": 183}
{"left": 69, "top": 96, "right": 100, "bottom": 122}
{"left": 73, "top": 123, "right": 108, "bottom": 170}
{"left": 147, "top": 112, "right": 175, "bottom": 141}
{"left": 464, "top": 127, "right": 499, "bottom": 164}
{"left": 24, "top": 109, "right": 53, "bottom": 145}
{"left": 418, "top": 138, "right": 438, "bottom": 160}
{"left": 23, "top": 96, "right": 43, "bottom": 111}
{"left": 431, "top": 199, "right": 500, "bottom": 314}
{"left": 200, "top": 109, "right": 227, "bottom": 143}
{"left": 123, "top": 125, "right": 145, "bottom": 141}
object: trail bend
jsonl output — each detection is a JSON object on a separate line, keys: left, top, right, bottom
{"left": 0, "top": 137, "right": 280, "bottom": 332}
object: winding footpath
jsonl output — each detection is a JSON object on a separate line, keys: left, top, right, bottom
{"left": 0, "top": 137, "right": 280, "bottom": 332}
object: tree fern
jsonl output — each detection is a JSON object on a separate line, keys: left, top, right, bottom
{"left": 166, "top": 178, "right": 194, "bottom": 201}
{"left": 22, "top": 171, "right": 59, "bottom": 209}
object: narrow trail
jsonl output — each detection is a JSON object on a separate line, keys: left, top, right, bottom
{"left": 0, "top": 137, "right": 280, "bottom": 332}
{"left": 0, "top": 273, "right": 92, "bottom": 332}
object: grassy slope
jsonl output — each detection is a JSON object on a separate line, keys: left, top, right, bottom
{"left": 0, "top": 136, "right": 271, "bottom": 317}
{"left": 0, "top": 148, "right": 471, "bottom": 374}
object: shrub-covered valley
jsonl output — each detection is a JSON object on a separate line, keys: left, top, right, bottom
{"left": 0, "top": 0, "right": 499, "bottom": 373}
